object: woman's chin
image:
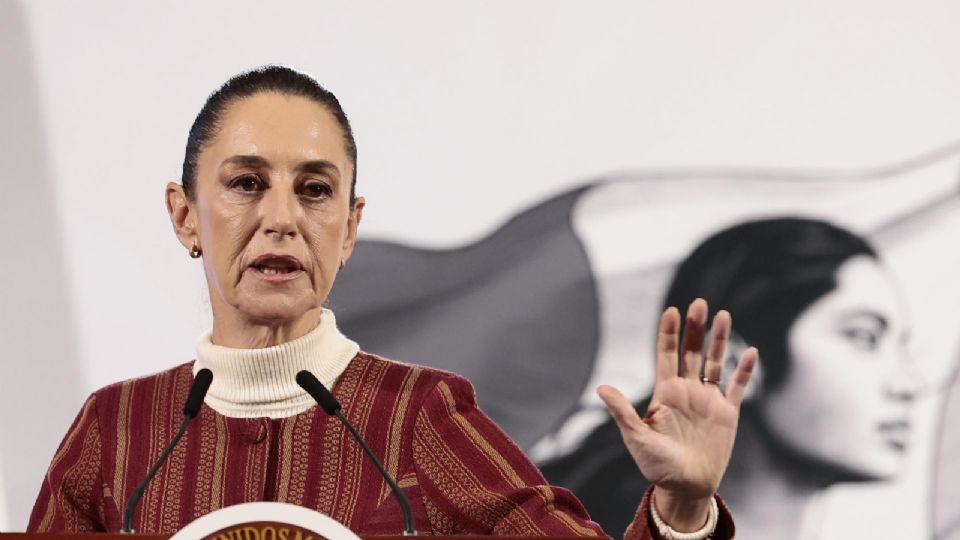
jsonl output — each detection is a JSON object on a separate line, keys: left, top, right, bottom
{"left": 846, "top": 451, "right": 902, "bottom": 481}
{"left": 809, "top": 449, "right": 902, "bottom": 482}
{"left": 234, "top": 298, "right": 319, "bottom": 326}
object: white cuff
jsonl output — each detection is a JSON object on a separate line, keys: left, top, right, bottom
{"left": 649, "top": 495, "right": 719, "bottom": 540}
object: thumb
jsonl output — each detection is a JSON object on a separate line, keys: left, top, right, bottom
{"left": 597, "top": 385, "right": 649, "bottom": 434}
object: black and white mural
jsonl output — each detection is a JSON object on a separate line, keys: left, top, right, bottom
{"left": 332, "top": 148, "right": 960, "bottom": 538}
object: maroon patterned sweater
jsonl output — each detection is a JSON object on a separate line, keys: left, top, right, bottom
{"left": 28, "top": 352, "right": 733, "bottom": 538}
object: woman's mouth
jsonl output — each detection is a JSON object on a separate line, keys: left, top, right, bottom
{"left": 878, "top": 419, "right": 911, "bottom": 452}
{"left": 248, "top": 254, "right": 305, "bottom": 282}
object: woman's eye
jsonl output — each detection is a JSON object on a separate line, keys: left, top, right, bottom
{"left": 841, "top": 327, "right": 880, "bottom": 351}
{"left": 231, "top": 175, "right": 264, "bottom": 192}
{"left": 301, "top": 182, "right": 332, "bottom": 199}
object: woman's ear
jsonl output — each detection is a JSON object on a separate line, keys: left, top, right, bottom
{"left": 165, "top": 182, "right": 198, "bottom": 252}
{"left": 340, "top": 196, "right": 365, "bottom": 263}
{"left": 721, "top": 330, "right": 763, "bottom": 402}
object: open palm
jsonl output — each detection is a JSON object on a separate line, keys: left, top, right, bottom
{"left": 598, "top": 299, "right": 758, "bottom": 521}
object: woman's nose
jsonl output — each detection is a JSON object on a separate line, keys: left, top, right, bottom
{"left": 886, "top": 359, "right": 924, "bottom": 402}
{"left": 261, "top": 188, "right": 299, "bottom": 239}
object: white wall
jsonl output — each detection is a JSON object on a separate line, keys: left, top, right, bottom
{"left": 3, "top": 0, "right": 960, "bottom": 534}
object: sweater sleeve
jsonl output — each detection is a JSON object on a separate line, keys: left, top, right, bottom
{"left": 410, "top": 374, "right": 636, "bottom": 537}
{"left": 625, "top": 487, "right": 735, "bottom": 540}
{"left": 27, "top": 394, "right": 107, "bottom": 533}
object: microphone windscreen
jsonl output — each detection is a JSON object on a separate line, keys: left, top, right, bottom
{"left": 183, "top": 368, "right": 213, "bottom": 418}
{"left": 296, "top": 370, "right": 342, "bottom": 415}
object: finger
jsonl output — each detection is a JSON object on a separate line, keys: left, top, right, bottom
{"left": 597, "top": 385, "right": 648, "bottom": 433}
{"left": 680, "top": 298, "right": 708, "bottom": 379}
{"left": 703, "top": 310, "right": 731, "bottom": 384}
{"left": 725, "top": 347, "right": 759, "bottom": 408}
{"left": 655, "top": 307, "right": 681, "bottom": 382}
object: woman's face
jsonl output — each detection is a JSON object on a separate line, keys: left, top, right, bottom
{"left": 187, "top": 92, "right": 362, "bottom": 327}
{"left": 760, "top": 255, "right": 919, "bottom": 479}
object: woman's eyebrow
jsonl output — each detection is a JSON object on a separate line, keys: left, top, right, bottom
{"left": 841, "top": 310, "right": 889, "bottom": 331}
{"left": 297, "top": 159, "right": 340, "bottom": 177}
{"left": 221, "top": 154, "right": 271, "bottom": 170}
{"left": 220, "top": 156, "right": 340, "bottom": 178}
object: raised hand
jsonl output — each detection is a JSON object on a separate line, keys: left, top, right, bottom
{"left": 597, "top": 298, "right": 758, "bottom": 531}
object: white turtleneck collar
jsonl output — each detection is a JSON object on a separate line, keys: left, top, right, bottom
{"left": 193, "top": 309, "right": 360, "bottom": 419}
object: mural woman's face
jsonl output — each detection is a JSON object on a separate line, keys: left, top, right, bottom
{"left": 760, "top": 255, "right": 919, "bottom": 479}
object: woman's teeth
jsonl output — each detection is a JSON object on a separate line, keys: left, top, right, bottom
{"left": 255, "top": 264, "right": 296, "bottom": 275}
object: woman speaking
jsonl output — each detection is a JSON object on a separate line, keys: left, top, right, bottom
{"left": 27, "top": 66, "right": 757, "bottom": 539}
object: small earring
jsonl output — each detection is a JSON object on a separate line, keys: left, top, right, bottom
{"left": 189, "top": 245, "right": 202, "bottom": 259}
{"left": 339, "top": 259, "right": 345, "bottom": 270}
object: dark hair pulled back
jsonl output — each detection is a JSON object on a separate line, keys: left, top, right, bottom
{"left": 181, "top": 65, "right": 357, "bottom": 202}
{"left": 662, "top": 217, "right": 877, "bottom": 392}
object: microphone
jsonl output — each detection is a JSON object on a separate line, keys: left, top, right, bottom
{"left": 296, "top": 370, "right": 417, "bottom": 535}
{"left": 121, "top": 368, "right": 213, "bottom": 533}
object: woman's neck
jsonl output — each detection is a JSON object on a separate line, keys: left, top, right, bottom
{"left": 211, "top": 307, "right": 324, "bottom": 348}
{"left": 721, "top": 411, "right": 835, "bottom": 538}
{"left": 195, "top": 308, "right": 360, "bottom": 419}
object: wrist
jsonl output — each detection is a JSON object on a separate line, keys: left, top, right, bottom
{"left": 652, "top": 487, "right": 713, "bottom": 533}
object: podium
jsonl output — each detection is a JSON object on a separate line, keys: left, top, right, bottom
{"left": 0, "top": 502, "right": 412, "bottom": 539}
{"left": 1, "top": 535, "right": 167, "bottom": 539}
{"left": 0, "top": 528, "right": 440, "bottom": 538}
{"left": 0, "top": 533, "right": 416, "bottom": 540}
{"left": 0, "top": 501, "right": 584, "bottom": 539}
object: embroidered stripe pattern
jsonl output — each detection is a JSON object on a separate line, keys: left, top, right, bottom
{"left": 27, "top": 354, "right": 678, "bottom": 539}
